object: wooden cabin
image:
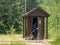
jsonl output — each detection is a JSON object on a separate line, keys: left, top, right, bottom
{"left": 23, "top": 7, "right": 50, "bottom": 40}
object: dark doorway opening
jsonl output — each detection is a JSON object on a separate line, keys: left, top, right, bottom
{"left": 32, "top": 17, "right": 38, "bottom": 40}
{"left": 33, "top": 17, "right": 38, "bottom": 26}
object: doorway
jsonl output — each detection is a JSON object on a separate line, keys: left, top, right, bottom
{"left": 32, "top": 17, "right": 38, "bottom": 40}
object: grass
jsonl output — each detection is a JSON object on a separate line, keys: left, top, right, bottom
{"left": 0, "top": 34, "right": 23, "bottom": 41}
{"left": 0, "top": 42, "right": 26, "bottom": 45}
{"left": 50, "top": 32, "right": 60, "bottom": 45}
{"left": 0, "top": 34, "right": 27, "bottom": 45}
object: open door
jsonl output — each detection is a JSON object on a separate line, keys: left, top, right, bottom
{"left": 32, "top": 17, "right": 38, "bottom": 40}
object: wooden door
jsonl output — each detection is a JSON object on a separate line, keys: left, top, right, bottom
{"left": 38, "top": 17, "right": 44, "bottom": 40}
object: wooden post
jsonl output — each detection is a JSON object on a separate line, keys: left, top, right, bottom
{"left": 25, "top": 17, "right": 27, "bottom": 36}
{"left": 46, "top": 17, "right": 48, "bottom": 39}
{"left": 41, "top": 17, "right": 44, "bottom": 40}
{"left": 23, "top": 17, "right": 24, "bottom": 38}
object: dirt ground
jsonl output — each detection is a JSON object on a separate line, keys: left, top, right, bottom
{"left": 22, "top": 39, "right": 52, "bottom": 45}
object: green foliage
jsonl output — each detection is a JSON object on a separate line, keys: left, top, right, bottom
{"left": 26, "top": 0, "right": 36, "bottom": 11}
{"left": 0, "top": 0, "right": 24, "bottom": 34}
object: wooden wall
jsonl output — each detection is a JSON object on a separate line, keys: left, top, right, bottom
{"left": 23, "top": 17, "right": 47, "bottom": 40}
{"left": 38, "top": 17, "right": 44, "bottom": 40}
{"left": 24, "top": 16, "right": 32, "bottom": 39}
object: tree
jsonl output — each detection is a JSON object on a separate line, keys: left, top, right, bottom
{"left": 0, "top": 0, "right": 24, "bottom": 34}
{"left": 26, "top": 0, "right": 36, "bottom": 12}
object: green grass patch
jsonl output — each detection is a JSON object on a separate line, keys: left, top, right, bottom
{"left": 0, "top": 34, "right": 27, "bottom": 45}
{"left": 0, "top": 34, "right": 23, "bottom": 41}
{"left": 50, "top": 32, "right": 60, "bottom": 45}
{"left": 0, "top": 42, "right": 26, "bottom": 45}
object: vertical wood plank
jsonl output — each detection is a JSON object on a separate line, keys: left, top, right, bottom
{"left": 38, "top": 17, "right": 44, "bottom": 40}
{"left": 23, "top": 17, "right": 24, "bottom": 38}
{"left": 46, "top": 17, "right": 48, "bottom": 39}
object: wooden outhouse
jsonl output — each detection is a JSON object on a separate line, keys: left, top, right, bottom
{"left": 23, "top": 7, "right": 50, "bottom": 40}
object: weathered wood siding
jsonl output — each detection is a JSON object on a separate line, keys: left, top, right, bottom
{"left": 38, "top": 17, "right": 44, "bottom": 40}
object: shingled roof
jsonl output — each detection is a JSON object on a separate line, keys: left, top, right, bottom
{"left": 23, "top": 7, "right": 50, "bottom": 17}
